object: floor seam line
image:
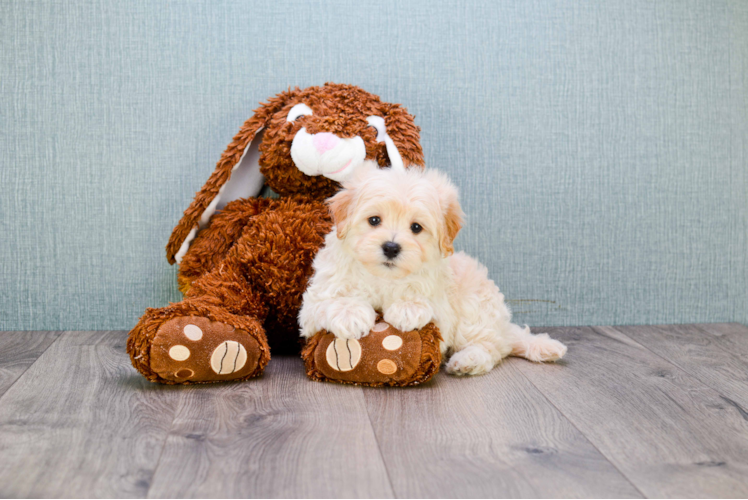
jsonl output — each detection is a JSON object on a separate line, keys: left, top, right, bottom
{"left": 608, "top": 324, "right": 748, "bottom": 415}
{"left": 362, "top": 388, "right": 398, "bottom": 499}
{"left": 589, "top": 323, "right": 748, "bottom": 496}
{"left": 0, "top": 330, "right": 65, "bottom": 404}
{"left": 143, "top": 389, "right": 184, "bottom": 498}
{"left": 512, "top": 360, "right": 648, "bottom": 499}
{"left": 109, "top": 329, "right": 177, "bottom": 499}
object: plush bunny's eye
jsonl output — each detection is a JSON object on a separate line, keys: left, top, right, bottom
{"left": 366, "top": 116, "right": 386, "bottom": 141}
{"left": 287, "top": 103, "right": 313, "bottom": 122}
{"left": 368, "top": 216, "right": 381, "bottom": 226}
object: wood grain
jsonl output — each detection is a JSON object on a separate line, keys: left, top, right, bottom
{"left": 363, "top": 358, "right": 642, "bottom": 498}
{"left": 3, "top": 325, "right": 748, "bottom": 498}
{"left": 693, "top": 323, "right": 748, "bottom": 359}
{"left": 613, "top": 324, "right": 748, "bottom": 409}
{"left": 516, "top": 326, "right": 748, "bottom": 498}
{"left": 0, "top": 331, "right": 60, "bottom": 398}
{"left": 147, "top": 356, "right": 394, "bottom": 499}
{"left": 0, "top": 331, "right": 183, "bottom": 498}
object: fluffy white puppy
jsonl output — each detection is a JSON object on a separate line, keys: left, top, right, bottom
{"left": 299, "top": 162, "right": 567, "bottom": 375}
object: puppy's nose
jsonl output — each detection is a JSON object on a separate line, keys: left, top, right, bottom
{"left": 312, "top": 132, "right": 340, "bottom": 155}
{"left": 382, "top": 241, "right": 401, "bottom": 260}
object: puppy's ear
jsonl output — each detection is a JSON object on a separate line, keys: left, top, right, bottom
{"left": 429, "top": 171, "right": 464, "bottom": 257}
{"left": 440, "top": 198, "right": 463, "bottom": 256}
{"left": 327, "top": 187, "right": 356, "bottom": 239}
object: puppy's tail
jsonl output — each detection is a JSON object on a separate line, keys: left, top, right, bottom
{"left": 507, "top": 323, "right": 567, "bottom": 363}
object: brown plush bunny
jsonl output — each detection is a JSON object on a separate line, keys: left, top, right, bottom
{"left": 127, "top": 83, "right": 442, "bottom": 385}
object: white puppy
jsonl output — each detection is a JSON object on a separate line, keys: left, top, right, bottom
{"left": 299, "top": 162, "right": 567, "bottom": 375}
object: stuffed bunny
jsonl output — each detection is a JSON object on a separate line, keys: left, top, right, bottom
{"left": 127, "top": 83, "right": 442, "bottom": 385}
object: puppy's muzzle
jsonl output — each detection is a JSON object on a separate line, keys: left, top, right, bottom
{"left": 381, "top": 241, "right": 401, "bottom": 260}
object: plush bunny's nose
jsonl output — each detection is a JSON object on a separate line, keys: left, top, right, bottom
{"left": 312, "top": 133, "right": 340, "bottom": 155}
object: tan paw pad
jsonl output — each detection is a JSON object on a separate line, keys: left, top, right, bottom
{"left": 377, "top": 359, "right": 398, "bottom": 375}
{"left": 169, "top": 345, "right": 190, "bottom": 361}
{"left": 210, "top": 341, "right": 248, "bottom": 375}
{"left": 326, "top": 338, "right": 362, "bottom": 372}
{"left": 382, "top": 335, "right": 403, "bottom": 351}
{"left": 183, "top": 324, "right": 203, "bottom": 341}
{"left": 372, "top": 322, "right": 390, "bottom": 332}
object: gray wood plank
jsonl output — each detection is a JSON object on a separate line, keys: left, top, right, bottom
{"left": 693, "top": 323, "right": 748, "bottom": 359}
{"left": 0, "top": 331, "right": 183, "bottom": 498}
{"left": 147, "top": 356, "right": 394, "bottom": 499}
{"left": 363, "top": 358, "right": 643, "bottom": 498}
{"left": 613, "top": 324, "right": 748, "bottom": 409}
{"left": 516, "top": 326, "right": 748, "bottom": 498}
{"left": 0, "top": 331, "right": 60, "bottom": 398}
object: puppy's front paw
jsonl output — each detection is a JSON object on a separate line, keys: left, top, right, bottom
{"left": 384, "top": 301, "right": 433, "bottom": 332}
{"left": 446, "top": 345, "right": 495, "bottom": 376}
{"left": 326, "top": 300, "right": 377, "bottom": 340}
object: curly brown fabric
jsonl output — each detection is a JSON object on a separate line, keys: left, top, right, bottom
{"left": 165, "top": 83, "right": 424, "bottom": 263}
{"left": 127, "top": 83, "right": 439, "bottom": 385}
{"left": 301, "top": 321, "right": 442, "bottom": 387}
{"left": 127, "top": 299, "right": 270, "bottom": 384}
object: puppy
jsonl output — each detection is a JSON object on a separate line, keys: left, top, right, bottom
{"left": 299, "top": 162, "right": 567, "bottom": 375}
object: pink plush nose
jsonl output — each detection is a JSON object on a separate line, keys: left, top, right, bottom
{"left": 312, "top": 132, "right": 340, "bottom": 155}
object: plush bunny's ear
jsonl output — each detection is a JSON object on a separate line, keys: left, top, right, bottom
{"left": 383, "top": 104, "right": 424, "bottom": 168}
{"left": 366, "top": 116, "right": 405, "bottom": 172}
{"left": 166, "top": 94, "right": 291, "bottom": 264}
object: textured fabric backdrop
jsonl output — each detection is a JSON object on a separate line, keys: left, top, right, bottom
{"left": 1, "top": 0, "right": 746, "bottom": 331}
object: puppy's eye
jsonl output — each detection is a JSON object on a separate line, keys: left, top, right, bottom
{"left": 368, "top": 216, "right": 381, "bottom": 226}
{"left": 411, "top": 222, "right": 423, "bottom": 234}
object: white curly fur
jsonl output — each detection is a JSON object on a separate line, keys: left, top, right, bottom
{"left": 299, "top": 162, "right": 567, "bottom": 375}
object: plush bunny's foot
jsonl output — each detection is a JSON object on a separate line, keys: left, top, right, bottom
{"left": 128, "top": 306, "right": 270, "bottom": 384}
{"left": 302, "top": 319, "right": 442, "bottom": 387}
{"left": 149, "top": 316, "right": 265, "bottom": 383}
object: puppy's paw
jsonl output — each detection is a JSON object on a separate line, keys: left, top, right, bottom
{"left": 524, "top": 333, "right": 567, "bottom": 362}
{"left": 326, "top": 300, "right": 377, "bottom": 340}
{"left": 446, "top": 345, "right": 495, "bottom": 376}
{"left": 384, "top": 301, "right": 433, "bottom": 332}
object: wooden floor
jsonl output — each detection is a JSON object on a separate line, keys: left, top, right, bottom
{"left": 1, "top": 324, "right": 748, "bottom": 498}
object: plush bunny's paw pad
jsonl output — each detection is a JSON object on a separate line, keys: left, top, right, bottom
{"left": 150, "top": 316, "right": 262, "bottom": 383}
{"left": 303, "top": 320, "right": 442, "bottom": 387}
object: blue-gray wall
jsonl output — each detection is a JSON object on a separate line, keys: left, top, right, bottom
{"left": 2, "top": 0, "right": 746, "bottom": 331}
